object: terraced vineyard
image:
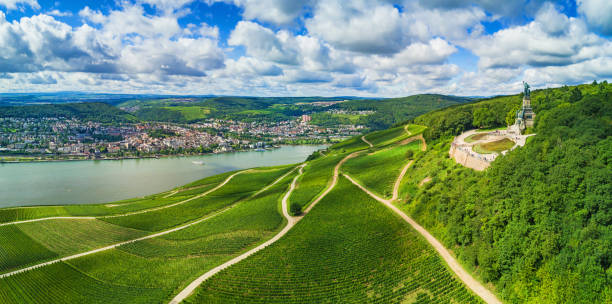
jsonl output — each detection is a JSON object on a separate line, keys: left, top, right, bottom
{"left": 186, "top": 178, "right": 481, "bottom": 303}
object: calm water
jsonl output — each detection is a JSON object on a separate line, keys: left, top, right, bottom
{"left": 0, "top": 145, "right": 326, "bottom": 207}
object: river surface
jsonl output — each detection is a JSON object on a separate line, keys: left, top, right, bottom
{"left": 0, "top": 145, "right": 326, "bottom": 207}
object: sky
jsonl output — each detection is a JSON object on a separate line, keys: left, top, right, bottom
{"left": 0, "top": 0, "right": 610, "bottom": 97}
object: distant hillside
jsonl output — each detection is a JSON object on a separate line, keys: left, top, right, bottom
{"left": 400, "top": 81, "right": 611, "bottom": 302}
{"left": 123, "top": 96, "right": 360, "bottom": 123}
{"left": 0, "top": 102, "right": 137, "bottom": 123}
{"left": 336, "top": 94, "right": 474, "bottom": 130}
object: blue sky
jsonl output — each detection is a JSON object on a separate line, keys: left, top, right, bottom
{"left": 0, "top": 0, "right": 610, "bottom": 96}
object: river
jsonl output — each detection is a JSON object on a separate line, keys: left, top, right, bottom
{"left": 0, "top": 145, "right": 326, "bottom": 207}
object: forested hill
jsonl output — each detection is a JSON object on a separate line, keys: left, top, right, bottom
{"left": 401, "top": 81, "right": 611, "bottom": 302}
{"left": 0, "top": 103, "right": 137, "bottom": 123}
{"left": 336, "top": 94, "right": 473, "bottom": 130}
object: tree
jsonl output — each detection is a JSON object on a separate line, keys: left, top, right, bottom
{"left": 472, "top": 107, "right": 495, "bottom": 128}
{"left": 290, "top": 202, "right": 302, "bottom": 216}
{"left": 506, "top": 104, "right": 521, "bottom": 126}
{"left": 569, "top": 87, "right": 582, "bottom": 103}
{"left": 405, "top": 150, "right": 414, "bottom": 159}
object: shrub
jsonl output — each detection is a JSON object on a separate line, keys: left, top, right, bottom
{"left": 290, "top": 202, "right": 302, "bottom": 216}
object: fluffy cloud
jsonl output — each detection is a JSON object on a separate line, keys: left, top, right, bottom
{"left": 578, "top": 0, "right": 612, "bottom": 35}
{"left": 306, "top": 0, "right": 408, "bottom": 54}
{"left": 354, "top": 38, "right": 457, "bottom": 71}
{"left": 229, "top": 21, "right": 298, "bottom": 65}
{"left": 0, "top": 0, "right": 38, "bottom": 10}
{"left": 0, "top": 4, "right": 224, "bottom": 78}
{"left": 467, "top": 5, "right": 610, "bottom": 69}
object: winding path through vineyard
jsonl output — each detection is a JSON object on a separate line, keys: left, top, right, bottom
{"left": 361, "top": 135, "right": 373, "bottom": 147}
{"left": 169, "top": 152, "right": 362, "bottom": 303}
{"left": 342, "top": 173, "right": 501, "bottom": 304}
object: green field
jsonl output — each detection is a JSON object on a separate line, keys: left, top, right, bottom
{"left": 163, "top": 106, "right": 210, "bottom": 121}
{"left": 187, "top": 177, "right": 481, "bottom": 303}
{"left": 472, "top": 138, "right": 515, "bottom": 154}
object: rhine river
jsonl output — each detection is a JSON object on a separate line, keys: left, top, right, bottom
{"left": 0, "top": 145, "right": 326, "bottom": 208}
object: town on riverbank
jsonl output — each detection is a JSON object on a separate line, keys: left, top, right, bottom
{"left": 0, "top": 116, "right": 362, "bottom": 163}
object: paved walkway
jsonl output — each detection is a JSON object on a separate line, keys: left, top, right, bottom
{"left": 343, "top": 173, "right": 501, "bottom": 304}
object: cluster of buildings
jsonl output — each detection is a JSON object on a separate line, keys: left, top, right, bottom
{"left": 0, "top": 116, "right": 364, "bottom": 160}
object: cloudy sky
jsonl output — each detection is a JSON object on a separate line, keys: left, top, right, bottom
{"left": 0, "top": 0, "right": 611, "bottom": 96}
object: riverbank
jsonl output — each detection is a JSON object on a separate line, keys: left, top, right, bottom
{"left": 0, "top": 145, "right": 322, "bottom": 164}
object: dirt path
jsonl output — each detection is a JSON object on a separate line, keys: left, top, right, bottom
{"left": 391, "top": 160, "right": 413, "bottom": 201}
{"left": 0, "top": 167, "right": 300, "bottom": 279}
{"left": 102, "top": 170, "right": 251, "bottom": 219}
{"left": 0, "top": 216, "right": 97, "bottom": 227}
{"left": 168, "top": 164, "right": 306, "bottom": 304}
{"left": 361, "top": 135, "right": 373, "bottom": 148}
{"left": 404, "top": 124, "right": 411, "bottom": 136}
{"left": 304, "top": 151, "right": 361, "bottom": 214}
{"left": 162, "top": 190, "right": 179, "bottom": 198}
{"left": 343, "top": 173, "right": 501, "bottom": 304}
{"left": 169, "top": 152, "right": 360, "bottom": 303}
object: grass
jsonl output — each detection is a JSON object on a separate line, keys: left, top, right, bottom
{"left": 473, "top": 138, "right": 515, "bottom": 154}
{"left": 186, "top": 177, "right": 481, "bottom": 303}
{"left": 343, "top": 141, "right": 421, "bottom": 198}
{"left": 464, "top": 132, "right": 489, "bottom": 143}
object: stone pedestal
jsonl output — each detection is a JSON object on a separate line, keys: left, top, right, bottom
{"left": 522, "top": 96, "right": 535, "bottom": 128}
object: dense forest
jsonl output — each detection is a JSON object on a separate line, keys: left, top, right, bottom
{"left": 0, "top": 102, "right": 137, "bottom": 123}
{"left": 338, "top": 94, "right": 473, "bottom": 129}
{"left": 404, "top": 81, "right": 611, "bottom": 303}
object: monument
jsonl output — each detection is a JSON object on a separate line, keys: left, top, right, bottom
{"left": 512, "top": 81, "right": 536, "bottom": 133}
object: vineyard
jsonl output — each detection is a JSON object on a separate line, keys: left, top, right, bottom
{"left": 0, "top": 123, "right": 497, "bottom": 304}
{"left": 186, "top": 178, "right": 482, "bottom": 303}
{"left": 343, "top": 140, "right": 421, "bottom": 198}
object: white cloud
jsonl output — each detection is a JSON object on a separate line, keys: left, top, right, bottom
{"left": 0, "top": 0, "right": 38, "bottom": 10}
{"left": 229, "top": 21, "right": 298, "bottom": 65}
{"left": 306, "top": 0, "right": 408, "bottom": 54}
{"left": 207, "top": 0, "right": 312, "bottom": 25}
{"left": 577, "top": 0, "right": 612, "bottom": 35}
{"left": 467, "top": 7, "right": 610, "bottom": 70}
{"left": 355, "top": 38, "right": 457, "bottom": 71}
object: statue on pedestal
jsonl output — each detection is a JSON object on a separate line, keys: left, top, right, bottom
{"left": 523, "top": 81, "right": 530, "bottom": 98}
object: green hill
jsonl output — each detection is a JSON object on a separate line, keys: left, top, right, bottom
{"left": 400, "top": 81, "right": 611, "bottom": 302}
{"left": 0, "top": 82, "right": 609, "bottom": 303}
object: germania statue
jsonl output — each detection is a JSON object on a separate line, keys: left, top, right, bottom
{"left": 523, "top": 81, "right": 531, "bottom": 98}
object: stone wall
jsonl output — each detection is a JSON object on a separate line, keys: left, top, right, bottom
{"left": 449, "top": 145, "right": 490, "bottom": 171}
